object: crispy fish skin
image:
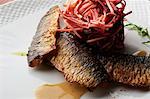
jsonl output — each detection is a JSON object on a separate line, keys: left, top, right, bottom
{"left": 50, "top": 33, "right": 108, "bottom": 88}
{"left": 97, "top": 54, "right": 150, "bottom": 87}
{"left": 27, "top": 6, "right": 60, "bottom": 67}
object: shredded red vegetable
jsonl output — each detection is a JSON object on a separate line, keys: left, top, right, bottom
{"left": 58, "top": 0, "right": 132, "bottom": 51}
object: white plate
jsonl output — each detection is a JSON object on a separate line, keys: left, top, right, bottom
{"left": 0, "top": 0, "right": 150, "bottom": 99}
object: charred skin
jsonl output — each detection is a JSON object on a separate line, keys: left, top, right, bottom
{"left": 97, "top": 54, "right": 150, "bottom": 87}
{"left": 27, "top": 6, "right": 60, "bottom": 67}
{"left": 50, "top": 33, "right": 108, "bottom": 88}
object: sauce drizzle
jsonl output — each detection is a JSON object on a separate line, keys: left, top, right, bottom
{"left": 35, "top": 82, "right": 87, "bottom": 99}
{"left": 12, "top": 52, "right": 27, "bottom": 56}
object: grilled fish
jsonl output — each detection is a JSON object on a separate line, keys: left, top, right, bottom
{"left": 97, "top": 53, "right": 150, "bottom": 87}
{"left": 47, "top": 31, "right": 150, "bottom": 87}
{"left": 27, "top": 6, "right": 60, "bottom": 67}
{"left": 49, "top": 32, "right": 108, "bottom": 88}
{"left": 27, "top": 5, "right": 150, "bottom": 88}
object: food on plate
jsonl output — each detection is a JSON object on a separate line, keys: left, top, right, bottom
{"left": 27, "top": 5, "right": 108, "bottom": 88}
{"left": 49, "top": 32, "right": 108, "bottom": 88}
{"left": 27, "top": 0, "right": 150, "bottom": 88}
{"left": 27, "top": 6, "right": 60, "bottom": 67}
{"left": 47, "top": 31, "right": 150, "bottom": 87}
{"left": 35, "top": 50, "right": 149, "bottom": 99}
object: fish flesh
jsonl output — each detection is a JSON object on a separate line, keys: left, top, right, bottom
{"left": 49, "top": 32, "right": 108, "bottom": 88}
{"left": 97, "top": 53, "right": 150, "bottom": 87}
{"left": 27, "top": 6, "right": 60, "bottom": 67}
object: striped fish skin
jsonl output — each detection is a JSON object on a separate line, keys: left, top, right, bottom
{"left": 97, "top": 54, "right": 150, "bottom": 87}
{"left": 27, "top": 6, "right": 60, "bottom": 67}
{"left": 50, "top": 32, "right": 108, "bottom": 88}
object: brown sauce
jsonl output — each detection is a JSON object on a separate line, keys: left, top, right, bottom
{"left": 133, "top": 50, "right": 147, "bottom": 56}
{"left": 35, "top": 82, "right": 87, "bottom": 99}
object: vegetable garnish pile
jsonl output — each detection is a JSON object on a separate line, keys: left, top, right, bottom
{"left": 57, "top": 0, "right": 132, "bottom": 51}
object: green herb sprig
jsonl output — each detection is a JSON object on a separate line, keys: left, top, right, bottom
{"left": 125, "top": 22, "right": 150, "bottom": 44}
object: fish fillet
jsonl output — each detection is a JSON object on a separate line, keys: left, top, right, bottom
{"left": 49, "top": 32, "right": 108, "bottom": 88}
{"left": 27, "top": 6, "right": 60, "bottom": 67}
{"left": 97, "top": 54, "right": 150, "bottom": 87}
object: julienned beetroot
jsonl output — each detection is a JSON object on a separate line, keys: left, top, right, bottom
{"left": 57, "top": 0, "right": 131, "bottom": 52}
